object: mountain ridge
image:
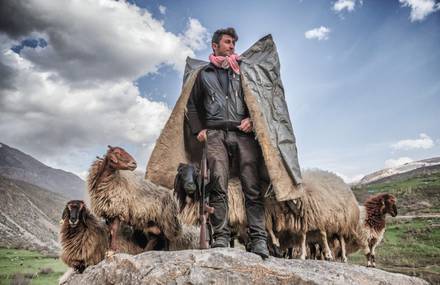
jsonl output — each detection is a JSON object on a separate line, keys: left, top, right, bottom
{"left": 0, "top": 142, "right": 86, "bottom": 199}
{"left": 357, "top": 157, "right": 440, "bottom": 186}
{"left": 0, "top": 175, "right": 67, "bottom": 255}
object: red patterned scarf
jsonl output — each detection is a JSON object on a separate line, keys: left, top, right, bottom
{"left": 209, "top": 53, "right": 240, "bottom": 74}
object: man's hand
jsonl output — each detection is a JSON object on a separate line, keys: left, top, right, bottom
{"left": 238, "top": 118, "right": 253, "bottom": 133}
{"left": 197, "top": 129, "right": 207, "bottom": 142}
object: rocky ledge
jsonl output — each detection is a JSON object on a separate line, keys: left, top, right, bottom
{"left": 60, "top": 248, "right": 428, "bottom": 285}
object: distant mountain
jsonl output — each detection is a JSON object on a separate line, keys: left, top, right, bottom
{"left": 0, "top": 176, "right": 67, "bottom": 255}
{"left": 358, "top": 157, "right": 440, "bottom": 186}
{"left": 0, "top": 142, "right": 86, "bottom": 199}
{"left": 352, "top": 157, "right": 440, "bottom": 215}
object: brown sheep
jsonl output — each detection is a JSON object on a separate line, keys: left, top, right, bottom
{"left": 266, "top": 169, "right": 360, "bottom": 261}
{"left": 60, "top": 200, "right": 108, "bottom": 273}
{"left": 87, "top": 146, "right": 182, "bottom": 251}
{"left": 59, "top": 200, "right": 155, "bottom": 284}
{"left": 339, "top": 193, "right": 397, "bottom": 267}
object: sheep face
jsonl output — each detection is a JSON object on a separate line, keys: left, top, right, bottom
{"left": 177, "top": 163, "right": 199, "bottom": 196}
{"left": 62, "top": 200, "right": 87, "bottom": 228}
{"left": 382, "top": 194, "right": 397, "bottom": 217}
{"left": 106, "top": 145, "right": 137, "bottom": 171}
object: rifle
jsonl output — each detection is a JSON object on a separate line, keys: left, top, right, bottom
{"left": 199, "top": 141, "right": 214, "bottom": 249}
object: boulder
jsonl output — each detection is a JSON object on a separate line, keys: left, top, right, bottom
{"left": 60, "top": 248, "right": 428, "bottom": 285}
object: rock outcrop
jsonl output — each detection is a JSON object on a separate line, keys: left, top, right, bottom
{"left": 60, "top": 248, "right": 428, "bottom": 285}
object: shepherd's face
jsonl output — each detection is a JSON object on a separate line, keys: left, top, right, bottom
{"left": 212, "top": 34, "right": 235, "bottom": 57}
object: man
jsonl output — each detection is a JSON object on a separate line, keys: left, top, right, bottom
{"left": 186, "top": 28, "right": 269, "bottom": 259}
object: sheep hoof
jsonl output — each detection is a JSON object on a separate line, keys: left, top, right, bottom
{"left": 325, "top": 253, "right": 333, "bottom": 261}
{"left": 300, "top": 255, "right": 306, "bottom": 260}
{"left": 342, "top": 257, "right": 348, "bottom": 263}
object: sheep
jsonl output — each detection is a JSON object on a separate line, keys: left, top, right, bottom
{"left": 334, "top": 193, "right": 397, "bottom": 267}
{"left": 87, "top": 145, "right": 182, "bottom": 252}
{"left": 360, "top": 193, "right": 397, "bottom": 267}
{"left": 175, "top": 165, "right": 359, "bottom": 261}
{"left": 265, "top": 169, "right": 360, "bottom": 262}
{"left": 173, "top": 163, "right": 248, "bottom": 247}
{"left": 168, "top": 224, "right": 201, "bottom": 250}
{"left": 60, "top": 200, "right": 150, "bottom": 273}
{"left": 60, "top": 200, "right": 108, "bottom": 273}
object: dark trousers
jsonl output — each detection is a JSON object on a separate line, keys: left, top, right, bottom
{"left": 206, "top": 129, "right": 267, "bottom": 242}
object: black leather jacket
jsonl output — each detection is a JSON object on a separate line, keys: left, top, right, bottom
{"left": 186, "top": 63, "right": 248, "bottom": 135}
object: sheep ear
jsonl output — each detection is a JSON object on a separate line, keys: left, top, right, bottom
{"left": 81, "top": 208, "right": 87, "bottom": 224}
{"left": 178, "top": 163, "right": 185, "bottom": 171}
{"left": 62, "top": 206, "right": 69, "bottom": 220}
{"left": 108, "top": 145, "right": 113, "bottom": 149}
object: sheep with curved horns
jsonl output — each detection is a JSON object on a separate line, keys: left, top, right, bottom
{"left": 333, "top": 193, "right": 397, "bottom": 267}
{"left": 265, "top": 169, "right": 360, "bottom": 261}
{"left": 87, "top": 145, "right": 182, "bottom": 251}
{"left": 59, "top": 200, "right": 149, "bottom": 274}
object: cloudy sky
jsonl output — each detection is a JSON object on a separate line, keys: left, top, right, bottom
{"left": 0, "top": 0, "right": 439, "bottom": 182}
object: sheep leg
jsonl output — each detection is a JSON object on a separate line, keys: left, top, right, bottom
{"left": 309, "top": 243, "right": 316, "bottom": 260}
{"left": 109, "top": 217, "right": 120, "bottom": 251}
{"left": 145, "top": 237, "right": 159, "bottom": 251}
{"left": 299, "top": 232, "right": 307, "bottom": 260}
{"left": 320, "top": 230, "right": 333, "bottom": 261}
{"left": 363, "top": 245, "right": 372, "bottom": 267}
{"left": 339, "top": 236, "right": 347, "bottom": 263}
{"left": 287, "top": 248, "right": 293, "bottom": 259}
{"left": 370, "top": 242, "right": 378, "bottom": 268}
{"left": 366, "top": 252, "right": 372, "bottom": 267}
{"left": 268, "top": 229, "right": 280, "bottom": 248}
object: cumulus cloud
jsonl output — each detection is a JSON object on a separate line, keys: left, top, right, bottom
{"left": 305, "top": 26, "right": 331, "bottom": 41}
{"left": 0, "top": 0, "right": 209, "bottom": 176}
{"left": 399, "top": 0, "right": 440, "bottom": 22}
{"left": 391, "top": 133, "right": 435, "bottom": 150}
{"left": 385, "top": 157, "right": 413, "bottom": 168}
{"left": 159, "top": 5, "right": 167, "bottom": 15}
{"left": 0, "top": 47, "right": 170, "bottom": 173}
{"left": 333, "top": 0, "right": 355, "bottom": 12}
{"left": 335, "top": 172, "right": 365, "bottom": 184}
{"left": 180, "top": 18, "right": 210, "bottom": 51}
{"left": 0, "top": 0, "right": 208, "bottom": 82}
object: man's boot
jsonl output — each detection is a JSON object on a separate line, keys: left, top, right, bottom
{"left": 250, "top": 239, "right": 269, "bottom": 259}
{"left": 211, "top": 236, "right": 230, "bottom": 248}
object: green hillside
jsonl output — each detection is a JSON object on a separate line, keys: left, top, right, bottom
{"left": 0, "top": 248, "right": 67, "bottom": 285}
{"left": 352, "top": 171, "right": 440, "bottom": 215}
{"left": 349, "top": 217, "right": 440, "bottom": 284}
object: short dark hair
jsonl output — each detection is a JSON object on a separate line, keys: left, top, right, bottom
{"left": 211, "top": 27, "right": 238, "bottom": 45}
